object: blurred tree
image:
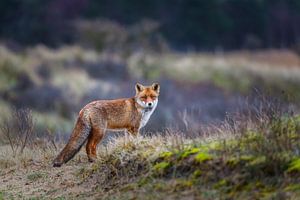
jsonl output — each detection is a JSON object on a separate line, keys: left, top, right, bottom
{"left": 0, "top": 0, "right": 87, "bottom": 46}
{"left": 1, "top": 0, "right": 300, "bottom": 50}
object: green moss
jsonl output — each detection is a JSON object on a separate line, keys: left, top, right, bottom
{"left": 240, "top": 155, "right": 255, "bottom": 162}
{"left": 153, "top": 162, "right": 170, "bottom": 173}
{"left": 213, "top": 179, "right": 228, "bottom": 189}
{"left": 159, "top": 151, "right": 173, "bottom": 160}
{"left": 173, "top": 180, "right": 194, "bottom": 190}
{"left": 247, "top": 156, "right": 266, "bottom": 166}
{"left": 284, "top": 184, "right": 300, "bottom": 191}
{"left": 287, "top": 158, "right": 300, "bottom": 173}
{"left": 226, "top": 157, "right": 239, "bottom": 167}
{"left": 180, "top": 147, "right": 201, "bottom": 159}
{"left": 194, "top": 152, "right": 213, "bottom": 163}
{"left": 192, "top": 169, "right": 202, "bottom": 178}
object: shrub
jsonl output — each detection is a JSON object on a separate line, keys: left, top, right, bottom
{"left": 0, "top": 108, "right": 35, "bottom": 156}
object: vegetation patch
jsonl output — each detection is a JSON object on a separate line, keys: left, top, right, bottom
{"left": 80, "top": 114, "right": 300, "bottom": 199}
{"left": 0, "top": 159, "right": 16, "bottom": 169}
{"left": 287, "top": 158, "right": 300, "bottom": 173}
{"left": 0, "top": 191, "right": 4, "bottom": 200}
{"left": 0, "top": 102, "right": 300, "bottom": 199}
{"left": 27, "top": 172, "right": 47, "bottom": 181}
{"left": 153, "top": 161, "right": 170, "bottom": 173}
{"left": 284, "top": 184, "right": 300, "bottom": 192}
{"left": 194, "top": 152, "right": 213, "bottom": 163}
{"left": 179, "top": 147, "right": 200, "bottom": 159}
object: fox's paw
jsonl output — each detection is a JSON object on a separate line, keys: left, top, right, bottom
{"left": 88, "top": 156, "right": 97, "bottom": 163}
{"left": 53, "top": 161, "right": 62, "bottom": 167}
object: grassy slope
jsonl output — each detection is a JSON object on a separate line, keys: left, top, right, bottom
{"left": 0, "top": 115, "right": 300, "bottom": 199}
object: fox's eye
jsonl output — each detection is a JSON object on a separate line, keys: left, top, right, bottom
{"left": 141, "top": 96, "right": 147, "bottom": 100}
{"left": 151, "top": 96, "right": 157, "bottom": 99}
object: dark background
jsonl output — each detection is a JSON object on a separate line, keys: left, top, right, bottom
{"left": 1, "top": 0, "right": 300, "bottom": 50}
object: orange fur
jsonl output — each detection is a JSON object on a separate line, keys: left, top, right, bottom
{"left": 53, "top": 83, "right": 160, "bottom": 167}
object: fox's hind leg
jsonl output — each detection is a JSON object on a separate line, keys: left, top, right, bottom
{"left": 86, "top": 127, "right": 104, "bottom": 162}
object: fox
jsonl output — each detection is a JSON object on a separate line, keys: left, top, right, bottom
{"left": 53, "top": 83, "right": 160, "bottom": 167}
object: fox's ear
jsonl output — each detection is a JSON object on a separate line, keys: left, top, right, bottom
{"left": 135, "top": 83, "right": 144, "bottom": 93}
{"left": 152, "top": 83, "right": 160, "bottom": 94}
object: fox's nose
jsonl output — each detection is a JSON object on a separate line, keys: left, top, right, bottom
{"left": 147, "top": 102, "right": 153, "bottom": 107}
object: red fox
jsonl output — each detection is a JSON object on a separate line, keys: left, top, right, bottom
{"left": 53, "top": 83, "right": 160, "bottom": 167}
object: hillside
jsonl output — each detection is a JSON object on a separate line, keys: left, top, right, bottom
{"left": 1, "top": 110, "right": 300, "bottom": 199}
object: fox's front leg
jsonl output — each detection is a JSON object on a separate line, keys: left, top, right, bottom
{"left": 127, "top": 127, "right": 139, "bottom": 137}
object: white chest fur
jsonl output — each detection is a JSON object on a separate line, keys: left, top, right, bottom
{"left": 140, "top": 109, "right": 154, "bottom": 128}
{"left": 139, "top": 100, "right": 158, "bottom": 129}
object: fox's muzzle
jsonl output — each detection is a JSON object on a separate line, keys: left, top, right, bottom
{"left": 147, "top": 102, "right": 153, "bottom": 107}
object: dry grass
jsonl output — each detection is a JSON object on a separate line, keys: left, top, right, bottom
{"left": 0, "top": 134, "right": 200, "bottom": 199}
{"left": 1, "top": 101, "right": 299, "bottom": 199}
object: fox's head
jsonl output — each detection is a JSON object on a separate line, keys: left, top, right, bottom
{"left": 135, "top": 83, "right": 160, "bottom": 110}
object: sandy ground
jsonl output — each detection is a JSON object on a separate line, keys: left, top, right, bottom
{"left": 0, "top": 159, "right": 98, "bottom": 199}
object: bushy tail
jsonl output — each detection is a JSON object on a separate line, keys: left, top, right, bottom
{"left": 53, "top": 117, "right": 91, "bottom": 167}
